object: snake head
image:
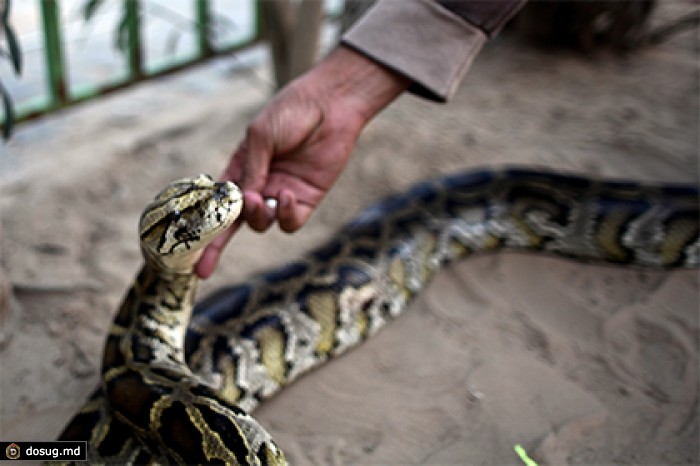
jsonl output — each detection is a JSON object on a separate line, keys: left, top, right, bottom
{"left": 138, "top": 174, "right": 242, "bottom": 272}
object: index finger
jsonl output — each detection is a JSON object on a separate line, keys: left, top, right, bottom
{"left": 220, "top": 142, "right": 247, "bottom": 184}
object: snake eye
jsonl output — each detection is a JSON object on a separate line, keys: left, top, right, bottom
{"left": 169, "top": 210, "right": 182, "bottom": 223}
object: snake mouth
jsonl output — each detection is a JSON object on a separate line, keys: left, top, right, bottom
{"left": 211, "top": 180, "right": 243, "bottom": 229}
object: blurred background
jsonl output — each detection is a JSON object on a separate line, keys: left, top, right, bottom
{"left": 1, "top": 0, "right": 344, "bottom": 136}
{"left": 2, "top": 0, "right": 694, "bottom": 136}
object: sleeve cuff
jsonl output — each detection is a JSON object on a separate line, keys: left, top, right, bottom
{"left": 341, "top": 0, "right": 487, "bottom": 102}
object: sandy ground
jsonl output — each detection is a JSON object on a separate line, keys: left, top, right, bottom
{"left": 1, "top": 5, "right": 698, "bottom": 465}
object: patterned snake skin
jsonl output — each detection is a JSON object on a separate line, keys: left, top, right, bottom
{"left": 56, "top": 168, "right": 699, "bottom": 464}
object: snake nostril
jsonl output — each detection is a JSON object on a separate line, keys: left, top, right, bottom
{"left": 214, "top": 183, "right": 229, "bottom": 197}
{"left": 169, "top": 210, "right": 182, "bottom": 222}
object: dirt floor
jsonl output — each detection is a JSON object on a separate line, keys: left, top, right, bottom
{"left": 1, "top": 5, "right": 698, "bottom": 466}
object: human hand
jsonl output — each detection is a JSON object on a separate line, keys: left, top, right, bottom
{"left": 196, "top": 46, "right": 409, "bottom": 278}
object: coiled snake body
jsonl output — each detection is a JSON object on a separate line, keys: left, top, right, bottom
{"left": 57, "top": 168, "right": 699, "bottom": 464}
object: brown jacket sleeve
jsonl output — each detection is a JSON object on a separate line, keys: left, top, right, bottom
{"left": 341, "top": 0, "right": 526, "bottom": 102}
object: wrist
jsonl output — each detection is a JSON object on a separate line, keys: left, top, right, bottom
{"left": 312, "top": 45, "right": 410, "bottom": 125}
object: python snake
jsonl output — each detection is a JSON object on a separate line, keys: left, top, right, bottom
{"left": 56, "top": 168, "right": 699, "bottom": 464}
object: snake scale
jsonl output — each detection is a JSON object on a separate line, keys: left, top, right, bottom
{"left": 55, "top": 168, "right": 699, "bottom": 464}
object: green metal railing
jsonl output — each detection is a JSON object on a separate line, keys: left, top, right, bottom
{"left": 2, "top": 0, "right": 265, "bottom": 132}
